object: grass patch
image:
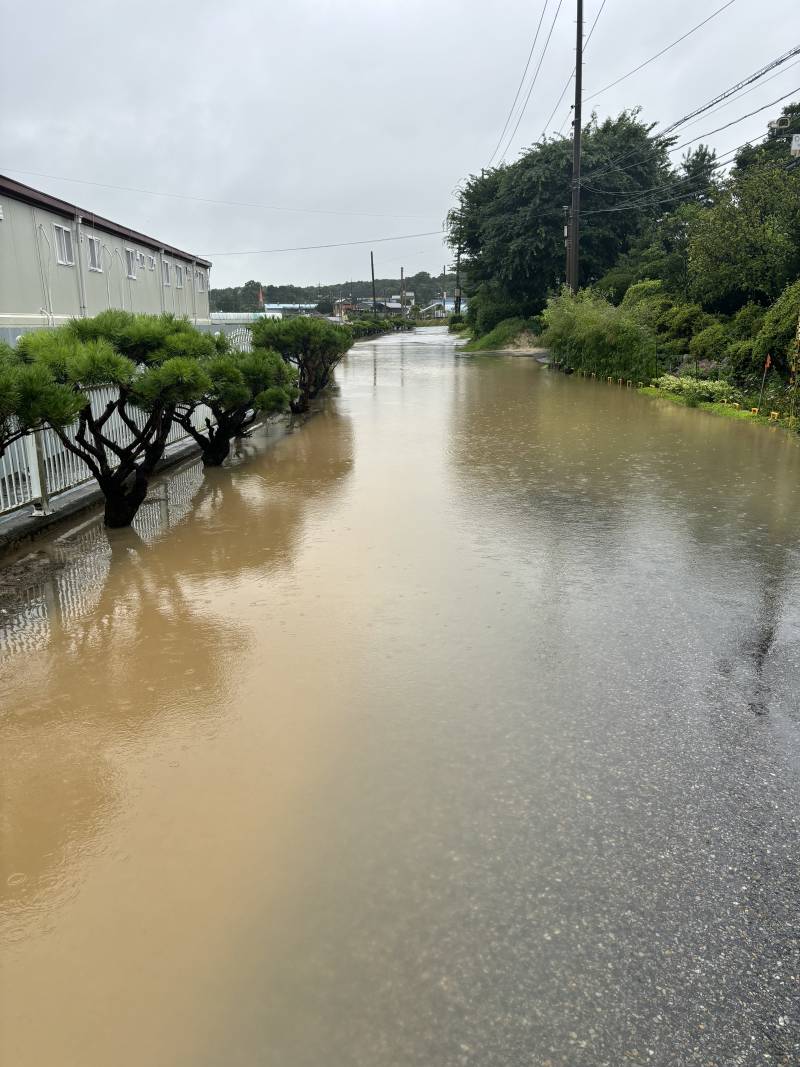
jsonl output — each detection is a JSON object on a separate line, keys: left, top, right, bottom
{"left": 638, "top": 387, "right": 798, "bottom": 433}
{"left": 463, "top": 317, "right": 540, "bottom": 352}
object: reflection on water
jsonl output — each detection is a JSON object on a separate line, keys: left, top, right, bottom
{"left": 1, "top": 333, "right": 799, "bottom": 1067}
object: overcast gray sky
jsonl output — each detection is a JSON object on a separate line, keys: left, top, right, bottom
{"left": 1, "top": 0, "right": 797, "bottom": 287}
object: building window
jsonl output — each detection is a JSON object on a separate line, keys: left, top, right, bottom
{"left": 196, "top": 270, "right": 206, "bottom": 292}
{"left": 137, "top": 251, "right": 146, "bottom": 268}
{"left": 87, "top": 236, "right": 103, "bottom": 272}
{"left": 147, "top": 255, "right": 156, "bottom": 270}
{"left": 125, "top": 249, "right": 137, "bottom": 279}
{"left": 175, "top": 264, "right": 184, "bottom": 289}
{"left": 162, "top": 260, "right": 171, "bottom": 286}
{"left": 54, "top": 224, "right": 75, "bottom": 266}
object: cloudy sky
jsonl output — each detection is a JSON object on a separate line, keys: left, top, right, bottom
{"left": 2, "top": 0, "right": 797, "bottom": 287}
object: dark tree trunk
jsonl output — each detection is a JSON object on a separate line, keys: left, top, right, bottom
{"left": 200, "top": 434, "right": 232, "bottom": 467}
{"left": 102, "top": 476, "right": 149, "bottom": 528}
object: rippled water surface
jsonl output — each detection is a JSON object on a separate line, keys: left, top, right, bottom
{"left": 1, "top": 328, "right": 799, "bottom": 1066}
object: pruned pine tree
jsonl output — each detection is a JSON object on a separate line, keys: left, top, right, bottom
{"left": 17, "top": 314, "right": 210, "bottom": 527}
{"left": 251, "top": 317, "right": 352, "bottom": 413}
{"left": 174, "top": 345, "right": 298, "bottom": 466}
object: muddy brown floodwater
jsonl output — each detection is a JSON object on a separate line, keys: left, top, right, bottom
{"left": 1, "top": 327, "right": 799, "bottom": 1066}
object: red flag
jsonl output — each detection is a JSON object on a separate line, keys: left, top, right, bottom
{"left": 765, "top": 354, "right": 772, "bottom": 370}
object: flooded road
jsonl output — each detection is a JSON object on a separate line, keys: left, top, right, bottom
{"left": 1, "top": 327, "right": 799, "bottom": 1066}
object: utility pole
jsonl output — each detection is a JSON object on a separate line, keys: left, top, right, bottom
{"left": 400, "top": 266, "right": 405, "bottom": 314}
{"left": 563, "top": 205, "right": 570, "bottom": 288}
{"left": 370, "top": 250, "right": 377, "bottom": 317}
{"left": 567, "top": 0, "right": 583, "bottom": 292}
{"left": 454, "top": 193, "right": 463, "bottom": 315}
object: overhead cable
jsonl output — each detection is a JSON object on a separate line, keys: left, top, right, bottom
{"left": 0, "top": 167, "right": 435, "bottom": 221}
{"left": 497, "top": 0, "right": 566, "bottom": 162}
{"left": 584, "top": 0, "right": 739, "bottom": 101}
{"left": 203, "top": 230, "right": 446, "bottom": 257}
{"left": 487, "top": 0, "right": 551, "bottom": 166}
{"left": 540, "top": 0, "right": 609, "bottom": 139}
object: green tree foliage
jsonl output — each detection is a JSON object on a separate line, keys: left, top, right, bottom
{"left": 0, "top": 341, "right": 80, "bottom": 458}
{"left": 251, "top": 317, "right": 352, "bottom": 413}
{"left": 17, "top": 313, "right": 210, "bottom": 527}
{"left": 174, "top": 345, "right": 298, "bottom": 466}
{"left": 210, "top": 272, "right": 455, "bottom": 313}
{"left": 688, "top": 165, "right": 800, "bottom": 312}
{"left": 449, "top": 111, "right": 674, "bottom": 333}
{"left": 678, "top": 144, "right": 719, "bottom": 206}
{"left": 734, "top": 103, "right": 800, "bottom": 173}
{"left": 752, "top": 279, "right": 800, "bottom": 377}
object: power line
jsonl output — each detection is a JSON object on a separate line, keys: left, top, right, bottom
{"left": 0, "top": 167, "right": 435, "bottom": 221}
{"left": 202, "top": 230, "right": 446, "bottom": 257}
{"left": 540, "top": 0, "right": 608, "bottom": 139}
{"left": 667, "top": 85, "right": 800, "bottom": 155}
{"left": 487, "top": 1, "right": 551, "bottom": 166}
{"left": 584, "top": 0, "right": 738, "bottom": 101}
{"left": 498, "top": 0, "right": 566, "bottom": 162}
{"left": 659, "top": 43, "right": 800, "bottom": 135}
{"left": 580, "top": 45, "right": 800, "bottom": 183}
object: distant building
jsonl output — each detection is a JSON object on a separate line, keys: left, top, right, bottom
{"left": 0, "top": 174, "right": 211, "bottom": 338}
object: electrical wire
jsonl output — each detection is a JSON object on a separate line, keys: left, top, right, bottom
{"left": 487, "top": 1, "right": 551, "bottom": 166}
{"left": 497, "top": 0, "right": 566, "bottom": 162}
{"left": 667, "top": 86, "right": 800, "bottom": 155}
{"left": 540, "top": 0, "right": 609, "bottom": 139}
{"left": 584, "top": 0, "right": 739, "bottom": 101}
{"left": 579, "top": 45, "right": 800, "bottom": 183}
{"left": 202, "top": 230, "right": 446, "bottom": 257}
{"left": 0, "top": 167, "right": 436, "bottom": 221}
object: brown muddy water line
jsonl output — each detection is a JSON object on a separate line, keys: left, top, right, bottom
{"left": 2, "top": 328, "right": 800, "bottom": 1066}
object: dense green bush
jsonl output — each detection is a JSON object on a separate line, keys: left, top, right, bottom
{"left": 752, "top": 279, "right": 800, "bottom": 378}
{"left": 688, "top": 322, "right": 729, "bottom": 363}
{"left": 542, "top": 289, "right": 656, "bottom": 379}
{"left": 654, "top": 374, "right": 738, "bottom": 405}
{"left": 731, "top": 302, "right": 766, "bottom": 341}
{"left": 723, "top": 339, "right": 761, "bottom": 388}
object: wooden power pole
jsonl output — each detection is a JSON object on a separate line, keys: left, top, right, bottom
{"left": 567, "top": 0, "right": 583, "bottom": 292}
{"left": 370, "top": 250, "right": 377, "bottom": 317}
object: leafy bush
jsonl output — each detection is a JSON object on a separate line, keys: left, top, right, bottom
{"left": 731, "top": 302, "right": 766, "bottom": 341}
{"left": 723, "top": 339, "right": 762, "bottom": 388}
{"left": 654, "top": 374, "right": 738, "bottom": 406}
{"left": 688, "top": 322, "right": 729, "bottom": 363}
{"left": 753, "top": 279, "right": 800, "bottom": 379}
{"left": 542, "top": 289, "right": 655, "bottom": 379}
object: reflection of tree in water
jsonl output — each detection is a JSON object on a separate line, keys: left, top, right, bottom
{"left": 0, "top": 406, "right": 354, "bottom": 932}
{"left": 155, "top": 407, "right": 355, "bottom": 584}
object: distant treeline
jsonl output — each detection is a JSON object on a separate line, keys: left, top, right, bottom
{"left": 210, "top": 272, "right": 457, "bottom": 312}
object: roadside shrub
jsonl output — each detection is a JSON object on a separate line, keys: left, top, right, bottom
{"left": 731, "top": 302, "right": 766, "bottom": 341}
{"left": 723, "top": 339, "right": 762, "bottom": 388}
{"left": 654, "top": 374, "right": 738, "bottom": 406}
{"left": 689, "top": 322, "right": 729, "bottom": 363}
{"left": 542, "top": 289, "right": 655, "bottom": 379}
{"left": 753, "top": 279, "right": 800, "bottom": 379}
{"left": 596, "top": 264, "right": 637, "bottom": 304}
